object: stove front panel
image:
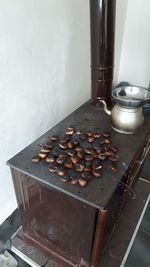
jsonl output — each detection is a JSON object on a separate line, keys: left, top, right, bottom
{"left": 11, "top": 169, "right": 97, "bottom": 267}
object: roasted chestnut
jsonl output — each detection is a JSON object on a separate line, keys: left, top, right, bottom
{"left": 71, "top": 156, "right": 80, "bottom": 164}
{"left": 105, "top": 150, "right": 114, "bottom": 157}
{"left": 92, "top": 160, "right": 102, "bottom": 171}
{"left": 57, "top": 167, "right": 66, "bottom": 177}
{"left": 94, "top": 132, "right": 101, "bottom": 138}
{"left": 67, "top": 150, "right": 76, "bottom": 157}
{"left": 64, "top": 158, "right": 73, "bottom": 169}
{"left": 92, "top": 170, "right": 102, "bottom": 178}
{"left": 85, "top": 154, "right": 94, "bottom": 162}
{"left": 50, "top": 135, "right": 58, "bottom": 142}
{"left": 104, "top": 139, "right": 111, "bottom": 144}
{"left": 70, "top": 177, "right": 78, "bottom": 185}
{"left": 31, "top": 155, "right": 40, "bottom": 163}
{"left": 75, "top": 163, "right": 84, "bottom": 172}
{"left": 48, "top": 164, "right": 58, "bottom": 173}
{"left": 59, "top": 141, "right": 67, "bottom": 150}
{"left": 40, "top": 146, "right": 51, "bottom": 154}
{"left": 108, "top": 164, "right": 118, "bottom": 173}
{"left": 81, "top": 171, "right": 92, "bottom": 180}
{"left": 39, "top": 152, "right": 48, "bottom": 159}
{"left": 103, "top": 131, "right": 110, "bottom": 138}
{"left": 98, "top": 153, "right": 107, "bottom": 161}
{"left": 88, "top": 137, "right": 95, "bottom": 143}
{"left": 45, "top": 142, "right": 53, "bottom": 149}
{"left": 77, "top": 150, "right": 84, "bottom": 160}
{"left": 78, "top": 178, "right": 88, "bottom": 187}
{"left": 61, "top": 175, "right": 70, "bottom": 183}
{"left": 46, "top": 155, "right": 56, "bottom": 163}
{"left": 109, "top": 155, "right": 119, "bottom": 162}
{"left": 75, "top": 146, "right": 83, "bottom": 152}
{"left": 87, "top": 131, "right": 93, "bottom": 137}
{"left": 67, "top": 142, "right": 75, "bottom": 149}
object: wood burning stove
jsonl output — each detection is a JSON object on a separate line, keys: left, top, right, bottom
{"left": 8, "top": 103, "right": 150, "bottom": 266}
{"left": 7, "top": 1, "right": 150, "bottom": 267}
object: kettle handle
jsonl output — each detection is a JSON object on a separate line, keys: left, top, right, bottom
{"left": 100, "top": 100, "right": 111, "bottom": 116}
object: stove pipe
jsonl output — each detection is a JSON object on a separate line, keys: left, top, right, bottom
{"left": 90, "top": 0, "right": 116, "bottom": 104}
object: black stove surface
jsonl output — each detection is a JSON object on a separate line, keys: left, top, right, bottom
{"left": 7, "top": 101, "right": 150, "bottom": 209}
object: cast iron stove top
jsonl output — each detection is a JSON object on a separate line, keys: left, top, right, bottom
{"left": 7, "top": 101, "right": 150, "bottom": 209}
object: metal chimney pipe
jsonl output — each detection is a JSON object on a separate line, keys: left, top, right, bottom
{"left": 90, "top": 0, "right": 116, "bottom": 104}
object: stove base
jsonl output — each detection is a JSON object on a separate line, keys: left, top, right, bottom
{"left": 11, "top": 179, "right": 150, "bottom": 267}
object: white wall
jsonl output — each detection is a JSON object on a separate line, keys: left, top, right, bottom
{"left": 114, "top": 0, "right": 128, "bottom": 84}
{"left": 0, "top": 0, "right": 132, "bottom": 224}
{"left": 0, "top": 0, "right": 91, "bottom": 224}
{"left": 118, "top": 0, "right": 150, "bottom": 87}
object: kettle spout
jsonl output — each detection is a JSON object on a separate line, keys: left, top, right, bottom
{"left": 100, "top": 100, "right": 111, "bottom": 116}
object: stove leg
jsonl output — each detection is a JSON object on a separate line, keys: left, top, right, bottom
{"left": 91, "top": 210, "right": 107, "bottom": 267}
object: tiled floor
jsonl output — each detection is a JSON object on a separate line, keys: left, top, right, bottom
{"left": 124, "top": 201, "right": 150, "bottom": 267}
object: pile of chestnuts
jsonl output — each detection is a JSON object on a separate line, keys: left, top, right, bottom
{"left": 32, "top": 127, "right": 119, "bottom": 188}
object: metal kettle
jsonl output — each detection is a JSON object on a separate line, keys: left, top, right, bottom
{"left": 100, "top": 86, "right": 150, "bottom": 134}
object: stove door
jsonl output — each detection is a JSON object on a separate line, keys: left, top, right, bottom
{"left": 11, "top": 169, "right": 97, "bottom": 267}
